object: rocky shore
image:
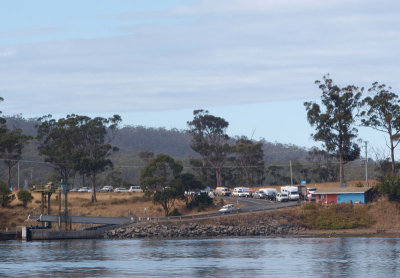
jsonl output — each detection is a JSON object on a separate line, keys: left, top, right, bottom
{"left": 104, "top": 214, "right": 306, "bottom": 239}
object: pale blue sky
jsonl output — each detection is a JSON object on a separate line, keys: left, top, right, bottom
{"left": 1, "top": 0, "right": 399, "bottom": 158}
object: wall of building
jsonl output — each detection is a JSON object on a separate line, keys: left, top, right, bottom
{"left": 316, "top": 194, "right": 337, "bottom": 204}
{"left": 337, "top": 193, "right": 365, "bottom": 204}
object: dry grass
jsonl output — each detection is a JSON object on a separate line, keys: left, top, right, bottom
{"left": 368, "top": 196, "right": 400, "bottom": 232}
{"left": 0, "top": 191, "right": 219, "bottom": 230}
{"left": 0, "top": 180, "right": 389, "bottom": 232}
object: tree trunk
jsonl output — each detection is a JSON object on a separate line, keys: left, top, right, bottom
{"left": 390, "top": 138, "right": 396, "bottom": 176}
{"left": 216, "top": 167, "right": 222, "bottom": 187}
{"left": 91, "top": 174, "right": 97, "bottom": 202}
{"left": 7, "top": 166, "right": 12, "bottom": 188}
{"left": 339, "top": 154, "right": 345, "bottom": 186}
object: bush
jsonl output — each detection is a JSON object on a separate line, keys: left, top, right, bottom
{"left": 17, "top": 190, "right": 34, "bottom": 208}
{"left": 376, "top": 176, "right": 400, "bottom": 202}
{"left": 187, "top": 193, "right": 213, "bottom": 211}
{"left": 168, "top": 208, "right": 181, "bottom": 216}
{"left": 0, "top": 181, "right": 15, "bottom": 207}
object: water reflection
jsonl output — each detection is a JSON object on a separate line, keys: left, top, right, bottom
{"left": 1, "top": 237, "right": 400, "bottom": 277}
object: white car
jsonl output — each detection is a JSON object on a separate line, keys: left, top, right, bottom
{"left": 78, "top": 187, "right": 90, "bottom": 192}
{"left": 276, "top": 193, "right": 289, "bottom": 202}
{"left": 306, "top": 187, "right": 316, "bottom": 201}
{"left": 114, "top": 187, "right": 129, "bottom": 193}
{"left": 100, "top": 186, "right": 114, "bottom": 192}
{"left": 129, "top": 186, "right": 143, "bottom": 193}
{"left": 232, "top": 187, "right": 251, "bottom": 197}
{"left": 219, "top": 204, "right": 236, "bottom": 213}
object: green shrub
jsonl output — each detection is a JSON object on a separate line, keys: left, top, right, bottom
{"left": 168, "top": 208, "right": 181, "bottom": 216}
{"left": 355, "top": 182, "right": 364, "bottom": 187}
{"left": 17, "top": 190, "right": 34, "bottom": 208}
{"left": 376, "top": 176, "right": 400, "bottom": 202}
{"left": 187, "top": 193, "right": 213, "bottom": 211}
{"left": 0, "top": 181, "right": 15, "bottom": 207}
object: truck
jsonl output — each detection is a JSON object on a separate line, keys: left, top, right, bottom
{"left": 280, "top": 186, "right": 300, "bottom": 201}
{"left": 215, "top": 187, "right": 231, "bottom": 196}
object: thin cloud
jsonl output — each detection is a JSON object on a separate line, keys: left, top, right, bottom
{"left": 1, "top": 0, "right": 399, "bottom": 116}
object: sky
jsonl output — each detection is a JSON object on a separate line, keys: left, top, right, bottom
{"left": 1, "top": 0, "right": 399, "bottom": 159}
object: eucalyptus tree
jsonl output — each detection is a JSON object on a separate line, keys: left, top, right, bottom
{"left": 304, "top": 75, "right": 362, "bottom": 185}
{"left": 36, "top": 115, "right": 78, "bottom": 185}
{"left": 233, "top": 136, "right": 265, "bottom": 187}
{"left": 140, "top": 154, "right": 183, "bottom": 216}
{"left": 360, "top": 82, "right": 400, "bottom": 176}
{"left": 74, "top": 115, "right": 121, "bottom": 202}
{"left": 0, "top": 128, "right": 31, "bottom": 187}
{"left": 187, "top": 110, "right": 231, "bottom": 187}
{"left": 37, "top": 114, "right": 121, "bottom": 202}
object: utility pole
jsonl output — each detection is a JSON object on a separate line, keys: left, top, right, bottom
{"left": 290, "top": 160, "right": 293, "bottom": 186}
{"left": 365, "top": 141, "right": 369, "bottom": 187}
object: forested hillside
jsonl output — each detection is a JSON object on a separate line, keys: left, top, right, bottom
{"left": 1, "top": 115, "right": 373, "bottom": 188}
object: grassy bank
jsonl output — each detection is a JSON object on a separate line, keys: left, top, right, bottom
{"left": 298, "top": 203, "right": 375, "bottom": 229}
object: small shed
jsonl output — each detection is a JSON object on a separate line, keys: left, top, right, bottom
{"left": 315, "top": 187, "right": 373, "bottom": 204}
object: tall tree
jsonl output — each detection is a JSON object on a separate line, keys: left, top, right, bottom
{"left": 360, "top": 82, "right": 400, "bottom": 176}
{"left": 140, "top": 154, "right": 183, "bottom": 216}
{"left": 187, "top": 110, "right": 230, "bottom": 187}
{"left": 74, "top": 115, "right": 121, "bottom": 202}
{"left": 304, "top": 75, "right": 362, "bottom": 185}
{"left": 37, "top": 114, "right": 121, "bottom": 202}
{"left": 0, "top": 128, "right": 31, "bottom": 187}
{"left": 36, "top": 115, "right": 79, "bottom": 185}
{"left": 233, "top": 137, "right": 265, "bottom": 187}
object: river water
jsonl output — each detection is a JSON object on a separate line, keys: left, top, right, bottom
{"left": 1, "top": 237, "right": 399, "bottom": 277}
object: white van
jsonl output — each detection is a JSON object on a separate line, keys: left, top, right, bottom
{"left": 215, "top": 187, "right": 231, "bottom": 196}
{"left": 281, "top": 186, "right": 300, "bottom": 201}
{"left": 129, "top": 185, "right": 143, "bottom": 193}
{"left": 232, "top": 187, "right": 251, "bottom": 197}
{"left": 259, "top": 188, "right": 278, "bottom": 200}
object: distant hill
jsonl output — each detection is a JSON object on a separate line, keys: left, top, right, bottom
{"left": 3, "top": 115, "right": 371, "bottom": 187}
{"left": 4, "top": 115, "right": 310, "bottom": 161}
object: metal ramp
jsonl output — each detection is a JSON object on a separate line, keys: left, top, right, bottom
{"left": 28, "top": 214, "right": 136, "bottom": 225}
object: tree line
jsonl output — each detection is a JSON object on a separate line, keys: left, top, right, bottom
{"left": 1, "top": 74, "right": 400, "bottom": 210}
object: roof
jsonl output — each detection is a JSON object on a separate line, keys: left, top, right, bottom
{"left": 315, "top": 187, "right": 372, "bottom": 194}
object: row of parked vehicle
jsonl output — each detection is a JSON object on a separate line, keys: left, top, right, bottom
{"left": 70, "top": 185, "right": 143, "bottom": 193}
{"left": 214, "top": 186, "right": 317, "bottom": 202}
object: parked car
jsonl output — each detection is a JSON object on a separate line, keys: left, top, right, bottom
{"left": 253, "top": 191, "right": 267, "bottom": 199}
{"left": 219, "top": 204, "right": 236, "bottom": 213}
{"left": 69, "top": 188, "right": 79, "bottom": 192}
{"left": 215, "top": 187, "right": 231, "bottom": 196}
{"left": 232, "top": 187, "right": 251, "bottom": 197}
{"left": 100, "top": 186, "right": 114, "bottom": 192}
{"left": 128, "top": 186, "right": 143, "bottom": 193}
{"left": 306, "top": 187, "right": 316, "bottom": 201}
{"left": 78, "top": 187, "right": 90, "bottom": 192}
{"left": 114, "top": 187, "right": 129, "bottom": 193}
{"left": 276, "top": 193, "right": 289, "bottom": 202}
{"left": 259, "top": 188, "right": 278, "bottom": 200}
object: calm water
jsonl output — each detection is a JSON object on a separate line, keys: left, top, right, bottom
{"left": 1, "top": 237, "right": 400, "bottom": 277}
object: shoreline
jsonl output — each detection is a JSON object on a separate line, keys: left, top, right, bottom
{"left": 104, "top": 219, "right": 400, "bottom": 240}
